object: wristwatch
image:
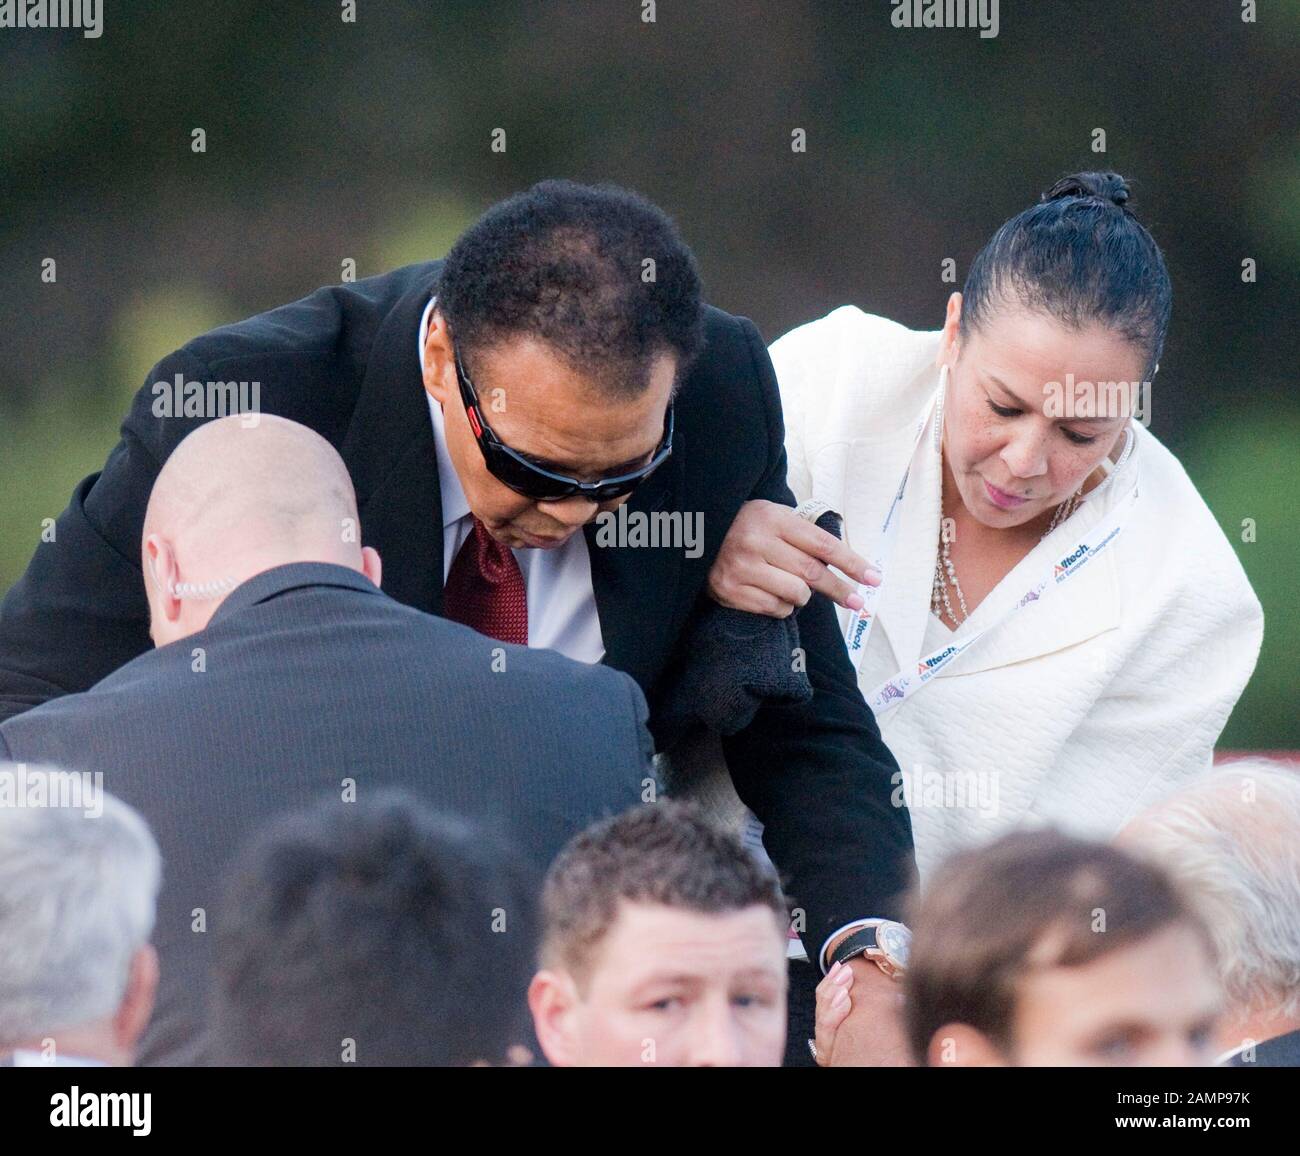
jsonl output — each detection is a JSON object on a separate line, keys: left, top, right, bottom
{"left": 828, "top": 918, "right": 911, "bottom": 980}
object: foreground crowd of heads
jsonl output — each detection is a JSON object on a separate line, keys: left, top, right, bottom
{"left": 1, "top": 757, "right": 1296, "bottom": 1068}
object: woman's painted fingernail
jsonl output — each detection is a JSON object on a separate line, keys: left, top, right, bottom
{"left": 846, "top": 593, "right": 864, "bottom": 610}
{"left": 831, "top": 987, "right": 849, "bottom": 1008}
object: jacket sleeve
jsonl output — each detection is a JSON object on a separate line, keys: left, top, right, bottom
{"left": 0, "top": 348, "right": 209, "bottom": 721}
{"left": 719, "top": 317, "right": 917, "bottom": 947}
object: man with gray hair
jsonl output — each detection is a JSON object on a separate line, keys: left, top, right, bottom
{"left": 1119, "top": 757, "right": 1300, "bottom": 1067}
{"left": 0, "top": 764, "right": 161, "bottom": 1067}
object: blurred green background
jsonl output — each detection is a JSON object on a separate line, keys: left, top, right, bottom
{"left": 0, "top": 1, "right": 1294, "bottom": 745}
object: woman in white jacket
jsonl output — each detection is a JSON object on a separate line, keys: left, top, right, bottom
{"left": 709, "top": 172, "right": 1263, "bottom": 883}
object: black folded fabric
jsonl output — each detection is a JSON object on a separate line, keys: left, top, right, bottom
{"left": 658, "top": 508, "right": 844, "bottom": 736}
{"left": 658, "top": 603, "right": 812, "bottom": 736}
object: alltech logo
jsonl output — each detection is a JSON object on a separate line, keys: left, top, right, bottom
{"left": 1054, "top": 543, "right": 1090, "bottom": 578}
{"left": 849, "top": 611, "right": 872, "bottom": 649}
{"left": 917, "top": 645, "right": 957, "bottom": 675}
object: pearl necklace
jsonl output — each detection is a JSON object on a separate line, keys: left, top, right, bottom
{"left": 932, "top": 477, "right": 1083, "bottom": 629}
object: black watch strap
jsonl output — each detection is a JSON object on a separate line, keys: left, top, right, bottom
{"left": 829, "top": 924, "right": 881, "bottom": 970}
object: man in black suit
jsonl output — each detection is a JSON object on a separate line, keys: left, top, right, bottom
{"left": 0, "top": 414, "right": 655, "bottom": 1064}
{"left": 0, "top": 180, "right": 916, "bottom": 1063}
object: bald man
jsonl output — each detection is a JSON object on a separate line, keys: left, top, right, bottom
{"left": 0, "top": 415, "right": 656, "bottom": 1066}
{"left": 140, "top": 415, "right": 383, "bottom": 646}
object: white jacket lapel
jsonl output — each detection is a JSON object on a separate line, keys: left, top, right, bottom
{"left": 841, "top": 390, "right": 943, "bottom": 673}
{"left": 940, "top": 499, "right": 1124, "bottom": 678}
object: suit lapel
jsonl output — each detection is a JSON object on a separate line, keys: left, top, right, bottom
{"left": 586, "top": 429, "right": 686, "bottom": 690}
{"left": 341, "top": 267, "right": 445, "bottom": 615}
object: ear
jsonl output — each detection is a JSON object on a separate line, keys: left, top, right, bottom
{"left": 360, "top": 545, "right": 383, "bottom": 590}
{"left": 937, "top": 291, "right": 963, "bottom": 368}
{"left": 422, "top": 309, "right": 454, "bottom": 407}
{"left": 926, "top": 1021, "right": 1008, "bottom": 1068}
{"left": 113, "top": 944, "right": 159, "bottom": 1054}
{"left": 527, "top": 970, "right": 582, "bottom": 1068}
{"left": 144, "top": 534, "right": 182, "bottom": 624}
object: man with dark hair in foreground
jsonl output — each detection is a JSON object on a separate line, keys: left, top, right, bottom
{"left": 813, "top": 829, "right": 1223, "bottom": 1067}
{"left": 211, "top": 793, "right": 538, "bottom": 1067}
{"left": 530, "top": 802, "right": 789, "bottom": 1067}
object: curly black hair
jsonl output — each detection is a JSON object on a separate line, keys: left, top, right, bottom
{"left": 436, "top": 179, "right": 704, "bottom": 397}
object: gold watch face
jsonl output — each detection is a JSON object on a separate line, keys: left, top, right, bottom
{"left": 878, "top": 922, "right": 912, "bottom": 968}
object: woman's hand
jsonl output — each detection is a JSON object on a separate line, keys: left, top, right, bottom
{"left": 707, "top": 499, "right": 880, "bottom": 617}
{"left": 812, "top": 960, "right": 856, "bottom": 1066}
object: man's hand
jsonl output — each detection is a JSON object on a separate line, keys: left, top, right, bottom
{"left": 707, "top": 499, "right": 879, "bottom": 618}
{"left": 813, "top": 958, "right": 912, "bottom": 1067}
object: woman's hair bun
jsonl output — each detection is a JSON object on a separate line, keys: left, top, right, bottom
{"left": 1043, "top": 171, "right": 1131, "bottom": 209}
{"left": 962, "top": 170, "right": 1170, "bottom": 380}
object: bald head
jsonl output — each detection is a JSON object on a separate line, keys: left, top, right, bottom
{"left": 142, "top": 415, "right": 382, "bottom": 646}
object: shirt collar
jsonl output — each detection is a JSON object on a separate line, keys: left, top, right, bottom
{"left": 418, "top": 294, "right": 472, "bottom": 530}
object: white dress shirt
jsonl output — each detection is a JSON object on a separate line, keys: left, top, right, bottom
{"left": 418, "top": 297, "right": 605, "bottom": 664}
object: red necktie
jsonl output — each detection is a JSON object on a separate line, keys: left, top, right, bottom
{"left": 442, "top": 516, "right": 529, "bottom": 645}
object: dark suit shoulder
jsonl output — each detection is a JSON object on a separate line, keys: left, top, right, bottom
{"left": 184, "top": 262, "right": 441, "bottom": 373}
{"left": 0, "top": 578, "right": 644, "bottom": 766}
{"left": 672, "top": 305, "right": 783, "bottom": 509}
{"left": 685, "top": 306, "right": 779, "bottom": 434}
{"left": 1228, "top": 1029, "right": 1300, "bottom": 1067}
{"left": 122, "top": 262, "right": 442, "bottom": 466}
{"left": 108, "top": 576, "right": 629, "bottom": 699}
{"left": 693, "top": 306, "right": 767, "bottom": 402}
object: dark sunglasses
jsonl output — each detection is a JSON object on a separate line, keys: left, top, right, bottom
{"left": 453, "top": 345, "right": 674, "bottom": 503}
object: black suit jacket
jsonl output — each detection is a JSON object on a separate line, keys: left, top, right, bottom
{"left": 0, "top": 260, "right": 915, "bottom": 945}
{"left": 0, "top": 562, "right": 656, "bottom": 1065}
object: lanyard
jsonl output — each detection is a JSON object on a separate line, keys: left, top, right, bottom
{"left": 866, "top": 478, "right": 1137, "bottom": 714}
{"left": 841, "top": 383, "right": 942, "bottom": 673}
